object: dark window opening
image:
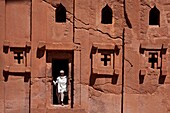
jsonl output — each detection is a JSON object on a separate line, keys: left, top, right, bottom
{"left": 52, "top": 59, "right": 69, "bottom": 105}
{"left": 149, "top": 6, "right": 160, "bottom": 26}
{"left": 148, "top": 52, "right": 158, "bottom": 69}
{"left": 101, "top": 54, "right": 111, "bottom": 66}
{"left": 55, "top": 4, "right": 66, "bottom": 22}
{"left": 101, "top": 4, "right": 112, "bottom": 24}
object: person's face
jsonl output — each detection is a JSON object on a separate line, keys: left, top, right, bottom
{"left": 60, "top": 73, "right": 64, "bottom": 76}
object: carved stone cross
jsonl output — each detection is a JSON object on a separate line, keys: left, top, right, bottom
{"left": 101, "top": 54, "right": 111, "bottom": 66}
{"left": 148, "top": 52, "right": 158, "bottom": 69}
{"left": 14, "top": 52, "right": 24, "bottom": 64}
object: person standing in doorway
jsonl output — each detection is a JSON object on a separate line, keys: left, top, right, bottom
{"left": 53, "top": 70, "right": 67, "bottom": 106}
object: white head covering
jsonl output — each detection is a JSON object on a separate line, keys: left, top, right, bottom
{"left": 60, "top": 70, "right": 64, "bottom": 74}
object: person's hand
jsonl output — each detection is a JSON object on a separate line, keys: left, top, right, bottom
{"left": 53, "top": 80, "right": 57, "bottom": 85}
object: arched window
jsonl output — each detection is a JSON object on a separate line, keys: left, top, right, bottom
{"left": 101, "top": 4, "right": 112, "bottom": 24}
{"left": 149, "top": 6, "right": 160, "bottom": 26}
{"left": 55, "top": 4, "right": 66, "bottom": 22}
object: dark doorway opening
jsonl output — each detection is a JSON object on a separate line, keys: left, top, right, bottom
{"left": 52, "top": 59, "right": 69, "bottom": 105}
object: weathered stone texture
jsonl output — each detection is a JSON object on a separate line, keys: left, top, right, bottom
{"left": 6, "top": 0, "right": 31, "bottom": 41}
{"left": 1, "top": 0, "right": 170, "bottom": 113}
{"left": 89, "top": 87, "right": 121, "bottom": 113}
{"left": 4, "top": 76, "right": 29, "bottom": 113}
{"left": 124, "top": 0, "right": 170, "bottom": 113}
{"left": 31, "top": 78, "right": 46, "bottom": 109}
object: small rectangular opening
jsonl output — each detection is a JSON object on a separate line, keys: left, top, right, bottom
{"left": 52, "top": 59, "right": 69, "bottom": 105}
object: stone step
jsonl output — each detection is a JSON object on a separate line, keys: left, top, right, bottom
{"left": 47, "top": 108, "right": 87, "bottom": 113}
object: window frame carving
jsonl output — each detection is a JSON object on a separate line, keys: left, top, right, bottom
{"left": 139, "top": 43, "right": 167, "bottom": 76}
{"left": 91, "top": 43, "right": 118, "bottom": 75}
{"left": 3, "top": 41, "right": 31, "bottom": 73}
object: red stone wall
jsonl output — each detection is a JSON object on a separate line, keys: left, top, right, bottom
{"left": 0, "top": 0, "right": 170, "bottom": 113}
{"left": 124, "top": 0, "right": 170, "bottom": 113}
{"left": 1, "top": 0, "right": 31, "bottom": 113}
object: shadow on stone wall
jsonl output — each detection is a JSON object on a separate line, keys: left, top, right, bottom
{"left": 37, "top": 46, "right": 45, "bottom": 59}
{"left": 159, "top": 75, "right": 166, "bottom": 84}
{"left": 89, "top": 74, "right": 119, "bottom": 86}
{"left": 3, "top": 70, "right": 31, "bottom": 82}
{"left": 139, "top": 70, "right": 166, "bottom": 84}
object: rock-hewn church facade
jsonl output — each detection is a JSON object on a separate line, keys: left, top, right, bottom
{"left": 1, "top": 0, "right": 170, "bottom": 113}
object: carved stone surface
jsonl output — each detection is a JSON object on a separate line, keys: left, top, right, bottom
{"left": 0, "top": 0, "right": 170, "bottom": 113}
{"left": 92, "top": 43, "right": 116, "bottom": 75}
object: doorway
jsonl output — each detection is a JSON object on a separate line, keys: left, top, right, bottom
{"left": 52, "top": 59, "right": 69, "bottom": 105}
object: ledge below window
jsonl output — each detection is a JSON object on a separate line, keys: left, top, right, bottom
{"left": 3, "top": 40, "right": 31, "bottom": 48}
{"left": 92, "top": 43, "right": 116, "bottom": 50}
{"left": 92, "top": 68, "right": 119, "bottom": 75}
{"left": 4, "top": 65, "right": 31, "bottom": 73}
{"left": 38, "top": 41, "right": 81, "bottom": 51}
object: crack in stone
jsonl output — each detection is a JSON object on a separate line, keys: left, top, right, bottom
{"left": 92, "top": 87, "right": 105, "bottom": 93}
{"left": 90, "top": 86, "right": 111, "bottom": 95}
{"left": 66, "top": 17, "right": 74, "bottom": 23}
{"left": 141, "top": 0, "right": 152, "bottom": 8}
{"left": 125, "top": 85, "right": 141, "bottom": 94}
{"left": 43, "top": 0, "right": 122, "bottom": 40}
{"left": 67, "top": 16, "right": 123, "bottom": 40}
{"left": 90, "top": 82, "right": 121, "bottom": 95}
{"left": 125, "top": 58, "right": 133, "bottom": 67}
{"left": 93, "top": 82, "right": 112, "bottom": 86}
{"left": 90, "top": 85, "right": 121, "bottom": 96}
{"left": 81, "top": 82, "right": 90, "bottom": 86}
{"left": 67, "top": 10, "right": 89, "bottom": 26}
{"left": 123, "top": 0, "right": 132, "bottom": 28}
{"left": 126, "top": 83, "right": 161, "bottom": 95}
{"left": 66, "top": 17, "right": 122, "bottom": 40}
{"left": 75, "top": 26, "right": 122, "bottom": 39}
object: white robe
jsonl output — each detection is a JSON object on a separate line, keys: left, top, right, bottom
{"left": 53, "top": 76, "right": 67, "bottom": 93}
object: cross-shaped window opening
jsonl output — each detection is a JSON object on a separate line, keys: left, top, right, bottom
{"left": 14, "top": 52, "right": 24, "bottom": 64}
{"left": 148, "top": 52, "right": 158, "bottom": 69}
{"left": 101, "top": 54, "right": 111, "bottom": 66}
